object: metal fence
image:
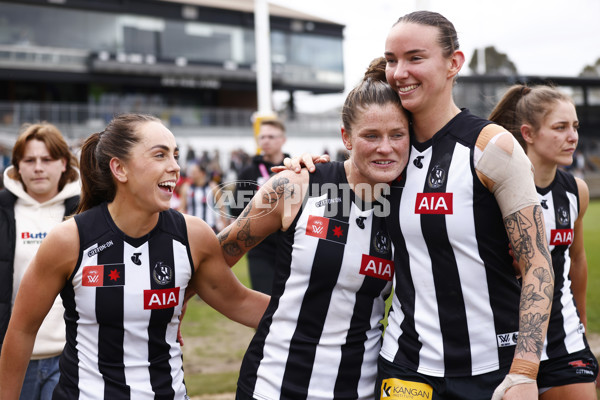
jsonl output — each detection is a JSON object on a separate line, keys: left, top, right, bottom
{"left": 0, "top": 101, "right": 342, "bottom": 139}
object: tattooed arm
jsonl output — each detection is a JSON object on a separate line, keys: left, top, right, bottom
{"left": 218, "top": 169, "right": 308, "bottom": 267}
{"left": 476, "top": 128, "right": 553, "bottom": 399}
{"left": 504, "top": 205, "right": 554, "bottom": 361}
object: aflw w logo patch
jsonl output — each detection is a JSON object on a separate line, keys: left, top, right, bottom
{"left": 550, "top": 229, "right": 573, "bottom": 246}
{"left": 415, "top": 193, "right": 453, "bottom": 214}
{"left": 305, "top": 215, "right": 349, "bottom": 245}
{"left": 82, "top": 264, "right": 125, "bottom": 287}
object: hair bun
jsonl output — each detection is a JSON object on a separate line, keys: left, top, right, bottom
{"left": 364, "top": 56, "right": 387, "bottom": 82}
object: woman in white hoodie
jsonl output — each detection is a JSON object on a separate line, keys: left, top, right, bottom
{"left": 0, "top": 122, "right": 80, "bottom": 400}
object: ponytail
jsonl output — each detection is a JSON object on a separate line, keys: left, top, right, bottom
{"left": 76, "top": 113, "right": 160, "bottom": 214}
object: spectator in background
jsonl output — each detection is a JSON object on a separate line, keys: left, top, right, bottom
{"left": 0, "top": 122, "right": 80, "bottom": 400}
{"left": 179, "top": 162, "right": 226, "bottom": 232}
{"left": 230, "top": 119, "right": 289, "bottom": 295}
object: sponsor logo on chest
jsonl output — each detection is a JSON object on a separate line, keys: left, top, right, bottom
{"left": 415, "top": 193, "right": 453, "bottom": 214}
{"left": 360, "top": 254, "right": 394, "bottom": 281}
{"left": 550, "top": 228, "right": 573, "bottom": 246}
{"left": 144, "top": 287, "right": 180, "bottom": 309}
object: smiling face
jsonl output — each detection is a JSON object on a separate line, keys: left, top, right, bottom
{"left": 384, "top": 22, "right": 460, "bottom": 116}
{"left": 115, "top": 121, "right": 180, "bottom": 212}
{"left": 343, "top": 103, "right": 410, "bottom": 188}
{"left": 18, "top": 139, "right": 66, "bottom": 203}
{"left": 523, "top": 100, "right": 579, "bottom": 168}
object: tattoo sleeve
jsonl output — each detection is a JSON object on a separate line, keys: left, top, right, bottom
{"left": 504, "top": 211, "right": 534, "bottom": 275}
{"left": 505, "top": 206, "right": 554, "bottom": 360}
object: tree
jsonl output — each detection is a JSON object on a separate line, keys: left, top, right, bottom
{"left": 579, "top": 58, "right": 600, "bottom": 77}
{"left": 468, "top": 46, "right": 518, "bottom": 75}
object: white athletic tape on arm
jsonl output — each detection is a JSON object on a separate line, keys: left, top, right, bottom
{"left": 475, "top": 137, "right": 538, "bottom": 218}
{"left": 491, "top": 374, "right": 537, "bottom": 400}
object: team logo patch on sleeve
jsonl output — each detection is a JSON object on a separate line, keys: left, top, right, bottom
{"left": 381, "top": 378, "right": 432, "bottom": 399}
{"left": 550, "top": 229, "right": 573, "bottom": 246}
{"left": 360, "top": 254, "right": 394, "bottom": 281}
{"left": 82, "top": 264, "right": 125, "bottom": 287}
{"left": 306, "top": 215, "right": 349, "bottom": 244}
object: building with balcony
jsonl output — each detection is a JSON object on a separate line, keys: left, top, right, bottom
{"left": 0, "top": 0, "right": 344, "bottom": 130}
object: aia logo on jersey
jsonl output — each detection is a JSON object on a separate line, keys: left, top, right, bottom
{"left": 82, "top": 264, "right": 125, "bottom": 287}
{"left": 360, "top": 254, "right": 394, "bottom": 281}
{"left": 415, "top": 193, "right": 453, "bottom": 214}
{"left": 550, "top": 229, "right": 573, "bottom": 246}
{"left": 305, "top": 215, "right": 348, "bottom": 245}
{"left": 144, "top": 287, "right": 180, "bottom": 309}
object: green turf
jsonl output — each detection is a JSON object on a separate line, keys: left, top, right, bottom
{"left": 182, "top": 257, "right": 250, "bottom": 397}
{"left": 584, "top": 199, "right": 600, "bottom": 333}
{"left": 180, "top": 258, "right": 250, "bottom": 338}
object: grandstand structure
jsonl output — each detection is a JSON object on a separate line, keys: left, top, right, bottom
{"left": 0, "top": 0, "right": 344, "bottom": 138}
{"left": 0, "top": 0, "right": 599, "bottom": 191}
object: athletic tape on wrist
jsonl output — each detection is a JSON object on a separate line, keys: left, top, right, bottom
{"left": 509, "top": 358, "right": 539, "bottom": 380}
{"left": 491, "top": 373, "right": 536, "bottom": 400}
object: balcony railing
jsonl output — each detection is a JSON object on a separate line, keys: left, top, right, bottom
{"left": 0, "top": 101, "right": 343, "bottom": 139}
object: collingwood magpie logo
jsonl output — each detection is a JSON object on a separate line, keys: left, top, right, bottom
{"left": 356, "top": 216, "right": 367, "bottom": 229}
{"left": 413, "top": 155, "right": 424, "bottom": 169}
{"left": 131, "top": 253, "right": 142, "bottom": 265}
{"left": 428, "top": 165, "right": 446, "bottom": 189}
{"left": 557, "top": 206, "right": 570, "bottom": 225}
{"left": 153, "top": 261, "right": 173, "bottom": 285}
{"left": 541, "top": 199, "right": 548, "bottom": 209}
{"left": 373, "top": 231, "right": 391, "bottom": 255}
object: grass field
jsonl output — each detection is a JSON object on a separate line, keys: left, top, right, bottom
{"left": 182, "top": 199, "right": 600, "bottom": 397}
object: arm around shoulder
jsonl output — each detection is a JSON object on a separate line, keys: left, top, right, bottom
{"left": 218, "top": 168, "right": 308, "bottom": 266}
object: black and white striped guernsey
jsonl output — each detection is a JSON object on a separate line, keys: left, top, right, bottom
{"left": 537, "top": 168, "right": 588, "bottom": 361}
{"left": 54, "top": 203, "right": 193, "bottom": 399}
{"left": 381, "top": 110, "right": 522, "bottom": 377}
{"left": 186, "top": 183, "right": 217, "bottom": 230}
{"left": 238, "top": 161, "right": 394, "bottom": 400}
